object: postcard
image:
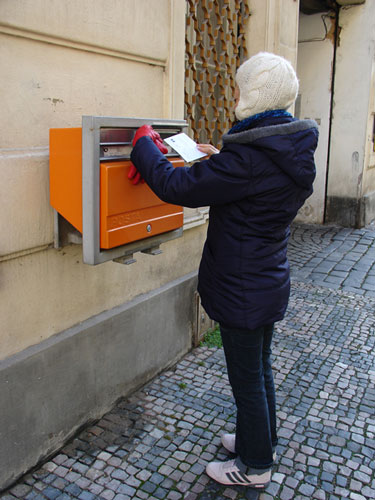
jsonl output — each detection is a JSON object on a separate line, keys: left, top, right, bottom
{"left": 164, "top": 133, "right": 207, "bottom": 163}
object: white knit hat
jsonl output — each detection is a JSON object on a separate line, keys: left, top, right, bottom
{"left": 235, "top": 52, "right": 299, "bottom": 120}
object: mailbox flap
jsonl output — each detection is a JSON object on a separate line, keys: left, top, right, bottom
{"left": 100, "top": 157, "right": 184, "bottom": 249}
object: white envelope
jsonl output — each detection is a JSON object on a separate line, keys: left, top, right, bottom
{"left": 164, "top": 133, "right": 207, "bottom": 163}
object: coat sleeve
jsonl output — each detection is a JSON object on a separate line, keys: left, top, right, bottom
{"left": 130, "top": 136, "right": 252, "bottom": 208}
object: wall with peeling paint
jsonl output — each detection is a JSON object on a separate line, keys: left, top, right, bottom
{"left": 326, "top": 0, "right": 375, "bottom": 227}
{"left": 296, "top": 12, "right": 335, "bottom": 224}
{"left": 246, "top": 0, "right": 328, "bottom": 225}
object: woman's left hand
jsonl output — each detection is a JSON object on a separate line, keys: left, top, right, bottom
{"left": 197, "top": 144, "right": 220, "bottom": 158}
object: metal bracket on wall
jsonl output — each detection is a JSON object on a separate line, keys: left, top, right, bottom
{"left": 112, "top": 246, "right": 163, "bottom": 264}
{"left": 53, "top": 211, "right": 82, "bottom": 249}
{"left": 113, "top": 254, "right": 137, "bottom": 265}
{"left": 141, "top": 246, "right": 162, "bottom": 256}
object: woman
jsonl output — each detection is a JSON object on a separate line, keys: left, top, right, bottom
{"left": 129, "top": 52, "right": 318, "bottom": 489}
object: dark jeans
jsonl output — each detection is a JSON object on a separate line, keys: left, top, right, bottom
{"left": 220, "top": 323, "right": 277, "bottom": 470}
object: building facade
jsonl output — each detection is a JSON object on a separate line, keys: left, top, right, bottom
{"left": 297, "top": 0, "right": 375, "bottom": 227}
{"left": 0, "top": 0, "right": 201, "bottom": 489}
{"left": 0, "top": 0, "right": 373, "bottom": 490}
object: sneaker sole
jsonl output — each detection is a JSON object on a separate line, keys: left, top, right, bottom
{"left": 208, "top": 474, "right": 270, "bottom": 489}
{"left": 222, "top": 479, "right": 270, "bottom": 489}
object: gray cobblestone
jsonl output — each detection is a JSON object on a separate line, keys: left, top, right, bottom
{"left": 2, "top": 223, "right": 375, "bottom": 500}
{"left": 100, "top": 490, "right": 116, "bottom": 500}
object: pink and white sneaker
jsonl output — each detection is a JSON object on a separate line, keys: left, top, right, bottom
{"left": 206, "top": 457, "right": 271, "bottom": 488}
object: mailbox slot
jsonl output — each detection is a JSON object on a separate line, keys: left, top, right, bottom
{"left": 99, "top": 127, "right": 180, "bottom": 161}
{"left": 49, "top": 116, "right": 187, "bottom": 265}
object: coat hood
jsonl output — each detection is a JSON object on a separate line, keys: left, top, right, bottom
{"left": 222, "top": 119, "right": 319, "bottom": 189}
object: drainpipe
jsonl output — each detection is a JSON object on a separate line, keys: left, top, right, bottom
{"left": 323, "top": 3, "right": 340, "bottom": 224}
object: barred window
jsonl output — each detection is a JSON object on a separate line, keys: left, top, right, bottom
{"left": 185, "top": 0, "right": 250, "bottom": 147}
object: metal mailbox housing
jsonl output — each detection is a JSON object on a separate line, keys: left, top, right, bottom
{"left": 49, "top": 116, "right": 187, "bottom": 265}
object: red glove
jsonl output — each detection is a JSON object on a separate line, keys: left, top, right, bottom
{"left": 132, "top": 125, "right": 168, "bottom": 154}
{"left": 127, "top": 164, "right": 145, "bottom": 185}
{"left": 128, "top": 125, "right": 168, "bottom": 185}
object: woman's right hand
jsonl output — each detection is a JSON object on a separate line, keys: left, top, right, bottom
{"left": 197, "top": 144, "right": 220, "bottom": 158}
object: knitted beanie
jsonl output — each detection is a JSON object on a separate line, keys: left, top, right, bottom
{"left": 235, "top": 52, "right": 299, "bottom": 120}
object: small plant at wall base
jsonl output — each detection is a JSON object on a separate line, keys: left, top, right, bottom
{"left": 200, "top": 325, "right": 222, "bottom": 348}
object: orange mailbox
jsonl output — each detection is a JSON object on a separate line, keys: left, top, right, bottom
{"left": 49, "top": 116, "right": 187, "bottom": 265}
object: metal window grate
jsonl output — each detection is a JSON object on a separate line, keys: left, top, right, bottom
{"left": 185, "top": 0, "right": 250, "bottom": 147}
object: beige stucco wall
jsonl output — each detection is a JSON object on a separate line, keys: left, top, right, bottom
{"left": 296, "top": 13, "right": 335, "bottom": 224}
{"left": 0, "top": 225, "right": 207, "bottom": 360}
{"left": 0, "top": 0, "right": 208, "bottom": 360}
{"left": 0, "top": 0, "right": 305, "bottom": 360}
{"left": 362, "top": 54, "right": 375, "bottom": 194}
{"left": 327, "top": 1, "right": 375, "bottom": 200}
{"left": 246, "top": 0, "right": 324, "bottom": 224}
{"left": 246, "top": 0, "right": 299, "bottom": 67}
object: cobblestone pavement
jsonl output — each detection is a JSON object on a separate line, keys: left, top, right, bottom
{"left": 1, "top": 224, "right": 375, "bottom": 500}
{"left": 288, "top": 224, "right": 375, "bottom": 297}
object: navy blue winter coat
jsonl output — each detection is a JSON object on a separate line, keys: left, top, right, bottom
{"left": 131, "top": 116, "right": 318, "bottom": 329}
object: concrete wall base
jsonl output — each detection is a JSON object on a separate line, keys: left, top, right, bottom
{"left": 0, "top": 271, "right": 198, "bottom": 491}
{"left": 325, "top": 191, "right": 375, "bottom": 228}
{"left": 362, "top": 190, "right": 375, "bottom": 227}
